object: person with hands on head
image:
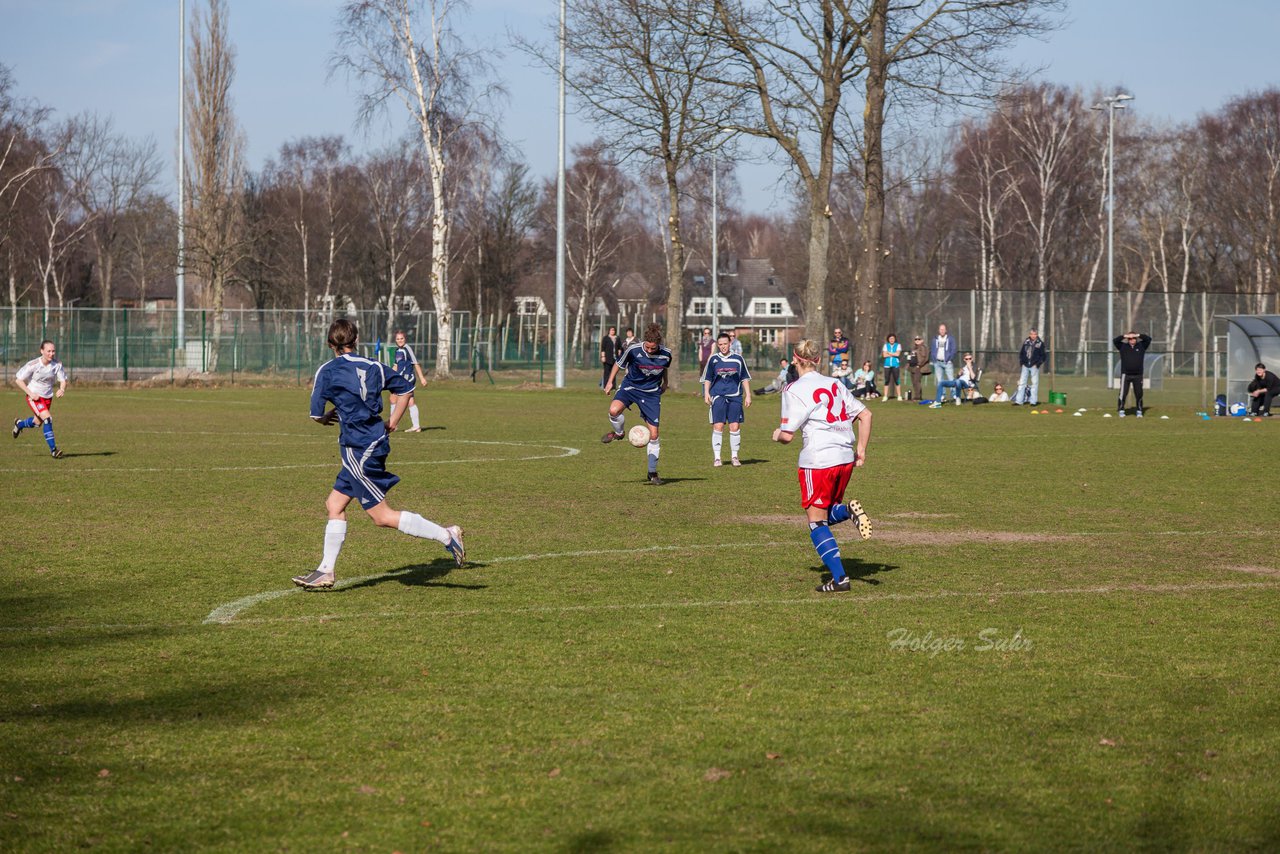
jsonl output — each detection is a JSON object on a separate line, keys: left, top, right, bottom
{"left": 1114, "top": 330, "right": 1153, "bottom": 417}
{"left": 772, "top": 339, "right": 873, "bottom": 593}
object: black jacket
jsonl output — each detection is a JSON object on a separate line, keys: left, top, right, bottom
{"left": 1019, "top": 337, "right": 1046, "bottom": 368}
{"left": 1113, "top": 334, "right": 1152, "bottom": 374}
{"left": 1248, "top": 370, "right": 1280, "bottom": 395}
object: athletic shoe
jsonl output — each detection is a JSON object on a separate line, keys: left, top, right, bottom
{"left": 816, "top": 577, "right": 851, "bottom": 593}
{"left": 954, "top": 397, "right": 961, "bottom": 406}
{"left": 1011, "top": 401, "right": 1021, "bottom": 406}
{"left": 731, "top": 457, "right": 742, "bottom": 467}
{"left": 713, "top": 458, "right": 722, "bottom": 467}
{"left": 929, "top": 402, "right": 942, "bottom": 409}
{"left": 403, "top": 426, "right": 422, "bottom": 433}
{"left": 12, "top": 418, "right": 20, "bottom": 439}
{"left": 292, "top": 569, "right": 334, "bottom": 590}
{"left": 444, "top": 525, "right": 466, "bottom": 567}
{"left": 847, "top": 498, "right": 872, "bottom": 540}
{"left": 601, "top": 431, "right": 624, "bottom": 444}
{"left": 1136, "top": 410, "right": 1144, "bottom": 419}
{"left": 647, "top": 471, "right": 664, "bottom": 486}
{"left": 50, "top": 448, "right": 64, "bottom": 459}
{"left": 1118, "top": 410, "right": 1126, "bottom": 418}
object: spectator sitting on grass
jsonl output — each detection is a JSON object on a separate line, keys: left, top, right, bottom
{"left": 757, "top": 358, "right": 792, "bottom": 395}
{"left": 851, "top": 360, "right": 879, "bottom": 398}
{"left": 988, "top": 382, "right": 1009, "bottom": 402}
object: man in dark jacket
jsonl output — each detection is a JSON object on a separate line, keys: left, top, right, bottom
{"left": 1248, "top": 362, "right": 1280, "bottom": 416}
{"left": 600, "top": 326, "right": 619, "bottom": 390}
{"left": 1012, "top": 328, "right": 1046, "bottom": 406}
{"left": 1114, "top": 331, "right": 1152, "bottom": 417}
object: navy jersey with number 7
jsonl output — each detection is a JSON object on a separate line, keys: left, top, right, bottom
{"left": 311, "top": 353, "right": 414, "bottom": 448}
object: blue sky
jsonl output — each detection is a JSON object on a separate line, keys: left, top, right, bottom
{"left": 1, "top": 0, "right": 1277, "bottom": 212}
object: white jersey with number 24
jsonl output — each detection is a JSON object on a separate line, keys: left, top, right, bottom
{"left": 779, "top": 371, "right": 865, "bottom": 470}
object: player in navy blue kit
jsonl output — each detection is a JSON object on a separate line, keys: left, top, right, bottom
{"left": 701, "top": 332, "right": 752, "bottom": 467}
{"left": 292, "top": 318, "right": 464, "bottom": 590}
{"left": 391, "top": 330, "right": 428, "bottom": 432}
{"left": 601, "top": 322, "right": 672, "bottom": 485}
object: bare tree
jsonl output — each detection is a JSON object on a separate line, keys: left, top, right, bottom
{"left": 335, "top": 0, "right": 496, "bottom": 378}
{"left": 62, "top": 114, "right": 162, "bottom": 311}
{"left": 184, "top": 0, "right": 247, "bottom": 371}
{"left": 27, "top": 123, "right": 92, "bottom": 314}
{"left": 361, "top": 142, "right": 429, "bottom": 339}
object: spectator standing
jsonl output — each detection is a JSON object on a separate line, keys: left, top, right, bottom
{"left": 881, "top": 333, "right": 902, "bottom": 400}
{"left": 1114, "top": 331, "right": 1152, "bottom": 417}
{"left": 828, "top": 327, "right": 850, "bottom": 369}
{"left": 1012, "top": 328, "right": 1046, "bottom": 406}
{"left": 621, "top": 327, "right": 637, "bottom": 352}
{"left": 728, "top": 330, "right": 743, "bottom": 357}
{"left": 907, "top": 335, "right": 930, "bottom": 401}
{"left": 931, "top": 324, "right": 957, "bottom": 396}
{"left": 1247, "top": 362, "right": 1279, "bottom": 416}
{"left": 600, "top": 326, "right": 620, "bottom": 390}
{"left": 697, "top": 328, "right": 714, "bottom": 375}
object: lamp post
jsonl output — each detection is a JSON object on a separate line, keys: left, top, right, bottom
{"left": 553, "top": 0, "right": 567, "bottom": 388}
{"left": 1091, "top": 92, "right": 1133, "bottom": 381}
{"left": 711, "top": 146, "right": 719, "bottom": 339}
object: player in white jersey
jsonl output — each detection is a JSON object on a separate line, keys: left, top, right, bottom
{"left": 391, "top": 330, "right": 429, "bottom": 432}
{"left": 12, "top": 340, "right": 68, "bottom": 458}
{"left": 772, "top": 339, "right": 873, "bottom": 592}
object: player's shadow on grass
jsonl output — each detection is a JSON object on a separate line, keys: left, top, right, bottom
{"left": 730, "top": 457, "right": 768, "bottom": 466}
{"left": 57, "top": 451, "right": 116, "bottom": 458}
{"left": 809, "top": 557, "right": 899, "bottom": 586}
{"left": 341, "top": 559, "right": 486, "bottom": 592}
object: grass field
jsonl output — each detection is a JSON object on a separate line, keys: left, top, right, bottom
{"left": 2, "top": 373, "right": 1278, "bottom": 851}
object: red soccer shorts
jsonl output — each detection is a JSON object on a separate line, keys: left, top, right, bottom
{"left": 26, "top": 397, "right": 51, "bottom": 419}
{"left": 798, "top": 462, "right": 854, "bottom": 510}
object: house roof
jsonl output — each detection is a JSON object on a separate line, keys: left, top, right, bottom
{"left": 686, "top": 258, "right": 792, "bottom": 315}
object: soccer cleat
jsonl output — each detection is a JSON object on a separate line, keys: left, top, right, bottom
{"left": 731, "top": 457, "right": 742, "bottom": 467}
{"left": 816, "top": 576, "right": 851, "bottom": 593}
{"left": 292, "top": 570, "right": 334, "bottom": 590}
{"left": 713, "top": 458, "right": 723, "bottom": 467}
{"left": 50, "top": 448, "right": 64, "bottom": 459}
{"left": 444, "top": 525, "right": 466, "bottom": 567}
{"left": 847, "top": 498, "right": 872, "bottom": 540}
{"left": 601, "top": 431, "right": 624, "bottom": 444}
{"left": 647, "top": 471, "right": 664, "bottom": 486}
{"left": 403, "top": 426, "right": 422, "bottom": 433}
{"left": 12, "top": 418, "right": 20, "bottom": 439}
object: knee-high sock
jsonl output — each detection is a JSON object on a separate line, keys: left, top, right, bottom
{"left": 711, "top": 429, "right": 723, "bottom": 460}
{"left": 17, "top": 416, "right": 36, "bottom": 430}
{"left": 809, "top": 521, "right": 845, "bottom": 582}
{"left": 318, "top": 519, "right": 347, "bottom": 572}
{"left": 41, "top": 420, "right": 56, "bottom": 451}
{"left": 609, "top": 412, "right": 625, "bottom": 434}
{"left": 729, "top": 429, "right": 741, "bottom": 458}
{"left": 647, "top": 439, "right": 660, "bottom": 473}
{"left": 397, "top": 511, "right": 450, "bottom": 545}
{"left": 827, "top": 503, "right": 851, "bottom": 525}
{"left": 409, "top": 404, "right": 420, "bottom": 429}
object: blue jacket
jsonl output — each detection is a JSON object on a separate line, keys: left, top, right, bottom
{"left": 932, "top": 334, "right": 957, "bottom": 364}
{"left": 1019, "top": 337, "right": 1046, "bottom": 368}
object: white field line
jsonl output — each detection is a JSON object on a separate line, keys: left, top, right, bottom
{"left": 1, "top": 578, "right": 1274, "bottom": 634}
{"left": 0, "top": 440, "right": 580, "bottom": 474}
{"left": 102, "top": 394, "right": 256, "bottom": 405}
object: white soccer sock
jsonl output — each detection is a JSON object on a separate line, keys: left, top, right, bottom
{"left": 319, "top": 519, "right": 347, "bottom": 572}
{"left": 729, "top": 429, "right": 741, "bottom": 458}
{"left": 397, "top": 510, "right": 450, "bottom": 545}
{"left": 711, "top": 429, "right": 723, "bottom": 460}
{"left": 409, "top": 404, "right": 420, "bottom": 429}
{"left": 647, "top": 439, "right": 660, "bottom": 468}
{"left": 609, "top": 413, "right": 625, "bottom": 434}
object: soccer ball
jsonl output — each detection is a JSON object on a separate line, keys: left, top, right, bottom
{"left": 627, "top": 425, "right": 651, "bottom": 447}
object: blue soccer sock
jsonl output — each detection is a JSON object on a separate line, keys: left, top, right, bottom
{"left": 18, "top": 417, "right": 36, "bottom": 430}
{"left": 809, "top": 521, "right": 845, "bottom": 582}
{"left": 827, "top": 503, "right": 851, "bottom": 526}
{"left": 646, "top": 438, "right": 660, "bottom": 473}
{"left": 42, "top": 421, "right": 56, "bottom": 451}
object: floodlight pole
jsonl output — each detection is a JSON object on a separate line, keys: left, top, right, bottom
{"left": 177, "top": 0, "right": 186, "bottom": 350}
{"left": 711, "top": 147, "right": 719, "bottom": 339}
{"left": 1093, "top": 92, "right": 1133, "bottom": 382}
{"left": 553, "top": 0, "right": 567, "bottom": 388}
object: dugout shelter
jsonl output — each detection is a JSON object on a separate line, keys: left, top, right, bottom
{"left": 1218, "top": 315, "right": 1280, "bottom": 409}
